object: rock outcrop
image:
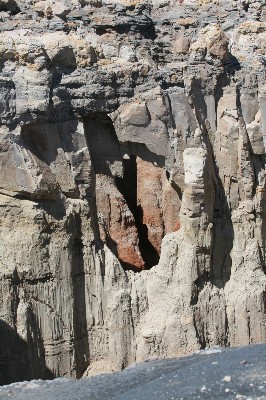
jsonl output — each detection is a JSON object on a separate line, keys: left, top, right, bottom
{"left": 0, "top": 0, "right": 265, "bottom": 383}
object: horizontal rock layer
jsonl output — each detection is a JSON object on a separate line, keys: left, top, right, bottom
{"left": 0, "top": 0, "right": 265, "bottom": 383}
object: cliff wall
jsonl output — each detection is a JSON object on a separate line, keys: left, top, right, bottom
{"left": 0, "top": 0, "right": 265, "bottom": 382}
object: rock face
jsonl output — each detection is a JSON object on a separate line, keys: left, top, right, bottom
{"left": 0, "top": 0, "right": 265, "bottom": 383}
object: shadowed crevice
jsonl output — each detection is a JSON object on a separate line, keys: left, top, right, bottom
{"left": 0, "top": 318, "right": 54, "bottom": 385}
{"left": 115, "top": 155, "right": 160, "bottom": 270}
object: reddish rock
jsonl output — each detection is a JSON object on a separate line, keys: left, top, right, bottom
{"left": 96, "top": 174, "right": 144, "bottom": 271}
{"left": 173, "top": 217, "right": 181, "bottom": 232}
{"left": 136, "top": 157, "right": 181, "bottom": 255}
{"left": 96, "top": 159, "right": 181, "bottom": 270}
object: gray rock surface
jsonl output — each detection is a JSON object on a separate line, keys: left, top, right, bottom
{"left": 0, "top": 0, "right": 265, "bottom": 383}
{"left": 0, "top": 344, "right": 265, "bottom": 399}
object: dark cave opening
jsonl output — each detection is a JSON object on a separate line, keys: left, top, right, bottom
{"left": 83, "top": 114, "right": 181, "bottom": 272}
{"left": 116, "top": 155, "right": 160, "bottom": 270}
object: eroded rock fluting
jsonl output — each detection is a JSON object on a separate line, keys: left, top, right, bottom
{"left": 0, "top": 0, "right": 265, "bottom": 383}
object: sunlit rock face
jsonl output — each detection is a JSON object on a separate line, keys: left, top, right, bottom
{"left": 0, "top": 0, "right": 265, "bottom": 383}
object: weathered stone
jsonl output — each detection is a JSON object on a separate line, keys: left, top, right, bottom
{"left": 0, "top": 0, "right": 265, "bottom": 385}
{"left": 173, "top": 36, "right": 190, "bottom": 54}
{"left": 136, "top": 156, "right": 181, "bottom": 256}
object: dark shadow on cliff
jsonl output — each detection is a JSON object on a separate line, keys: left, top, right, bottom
{"left": 0, "top": 318, "right": 54, "bottom": 385}
{"left": 190, "top": 78, "right": 208, "bottom": 130}
{"left": 0, "top": 0, "right": 20, "bottom": 14}
{"left": 136, "top": 16, "right": 157, "bottom": 41}
{"left": 67, "top": 212, "right": 90, "bottom": 378}
{"left": 48, "top": 65, "right": 77, "bottom": 123}
{"left": 50, "top": 88, "right": 76, "bottom": 123}
{"left": 206, "top": 124, "right": 234, "bottom": 290}
{"left": 136, "top": 205, "right": 160, "bottom": 268}
{"left": 21, "top": 119, "right": 80, "bottom": 167}
{"left": 126, "top": 142, "right": 165, "bottom": 168}
{"left": 103, "top": 15, "right": 157, "bottom": 41}
{"left": 84, "top": 114, "right": 123, "bottom": 178}
{"left": 37, "top": 198, "right": 67, "bottom": 220}
{"left": 223, "top": 54, "right": 241, "bottom": 76}
{"left": 20, "top": 119, "right": 87, "bottom": 220}
{"left": 11, "top": 193, "right": 67, "bottom": 220}
{"left": 214, "top": 52, "right": 241, "bottom": 120}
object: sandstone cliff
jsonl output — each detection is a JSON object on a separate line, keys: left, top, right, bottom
{"left": 0, "top": 0, "right": 265, "bottom": 383}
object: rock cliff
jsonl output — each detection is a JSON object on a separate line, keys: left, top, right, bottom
{"left": 0, "top": 0, "right": 265, "bottom": 383}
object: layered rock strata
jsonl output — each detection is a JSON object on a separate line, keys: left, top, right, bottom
{"left": 0, "top": 0, "right": 265, "bottom": 383}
